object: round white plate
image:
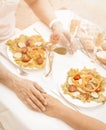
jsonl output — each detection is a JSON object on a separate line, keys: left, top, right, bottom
{"left": 6, "top": 46, "right": 46, "bottom": 71}
{"left": 58, "top": 81, "right": 103, "bottom": 108}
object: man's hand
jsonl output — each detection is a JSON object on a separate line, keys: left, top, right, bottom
{"left": 12, "top": 77, "right": 47, "bottom": 112}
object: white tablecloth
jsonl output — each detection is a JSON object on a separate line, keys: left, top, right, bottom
{"left": 0, "top": 10, "right": 106, "bottom": 130}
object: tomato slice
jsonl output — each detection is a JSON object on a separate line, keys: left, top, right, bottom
{"left": 22, "top": 55, "right": 30, "bottom": 62}
{"left": 81, "top": 93, "right": 89, "bottom": 100}
{"left": 95, "top": 86, "right": 101, "bottom": 92}
{"left": 21, "top": 47, "right": 28, "bottom": 54}
{"left": 26, "top": 39, "right": 33, "bottom": 47}
{"left": 68, "top": 84, "right": 77, "bottom": 92}
{"left": 35, "top": 57, "right": 44, "bottom": 65}
{"left": 73, "top": 74, "right": 81, "bottom": 80}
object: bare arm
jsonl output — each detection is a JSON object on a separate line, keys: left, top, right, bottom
{"left": 24, "top": 0, "right": 56, "bottom": 26}
{"left": 0, "top": 62, "right": 14, "bottom": 89}
{"left": 24, "top": 0, "right": 76, "bottom": 53}
{"left": 60, "top": 105, "right": 106, "bottom": 130}
{"left": 44, "top": 94, "right": 106, "bottom": 130}
{"left": 0, "top": 62, "right": 47, "bottom": 111}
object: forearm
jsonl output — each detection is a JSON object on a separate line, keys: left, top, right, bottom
{"left": 0, "top": 62, "right": 18, "bottom": 91}
{"left": 58, "top": 105, "right": 106, "bottom": 130}
{"left": 24, "top": 0, "right": 56, "bottom": 26}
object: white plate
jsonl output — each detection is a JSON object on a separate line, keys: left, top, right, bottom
{"left": 6, "top": 46, "right": 46, "bottom": 71}
{"left": 58, "top": 82, "right": 103, "bottom": 108}
{"left": 56, "top": 50, "right": 106, "bottom": 108}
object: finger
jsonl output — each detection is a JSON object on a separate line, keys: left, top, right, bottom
{"left": 33, "top": 82, "right": 46, "bottom": 94}
{"left": 30, "top": 92, "right": 46, "bottom": 112}
{"left": 42, "top": 93, "right": 47, "bottom": 98}
{"left": 26, "top": 97, "right": 42, "bottom": 112}
{"left": 32, "top": 88, "right": 47, "bottom": 106}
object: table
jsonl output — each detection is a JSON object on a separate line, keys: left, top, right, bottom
{"left": 0, "top": 10, "right": 106, "bottom": 130}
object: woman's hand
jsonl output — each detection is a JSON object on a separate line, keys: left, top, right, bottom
{"left": 11, "top": 76, "right": 47, "bottom": 112}
{"left": 50, "top": 21, "right": 76, "bottom": 54}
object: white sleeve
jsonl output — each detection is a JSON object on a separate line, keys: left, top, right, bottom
{"left": 0, "top": 0, "right": 19, "bottom": 42}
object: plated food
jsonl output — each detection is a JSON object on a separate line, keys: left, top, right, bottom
{"left": 6, "top": 34, "right": 47, "bottom": 69}
{"left": 60, "top": 67, "right": 106, "bottom": 107}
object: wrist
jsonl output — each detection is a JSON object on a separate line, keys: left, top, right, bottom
{"left": 57, "top": 105, "right": 74, "bottom": 121}
{"left": 8, "top": 74, "right": 21, "bottom": 92}
{"left": 55, "top": 104, "right": 69, "bottom": 118}
{"left": 1, "top": 70, "right": 19, "bottom": 91}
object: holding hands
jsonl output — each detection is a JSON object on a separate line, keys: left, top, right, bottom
{"left": 12, "top": 77, "right": 47, "bottom": 112}
{"left": 0, "top": 62, "right": 47, "bottom": 112}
